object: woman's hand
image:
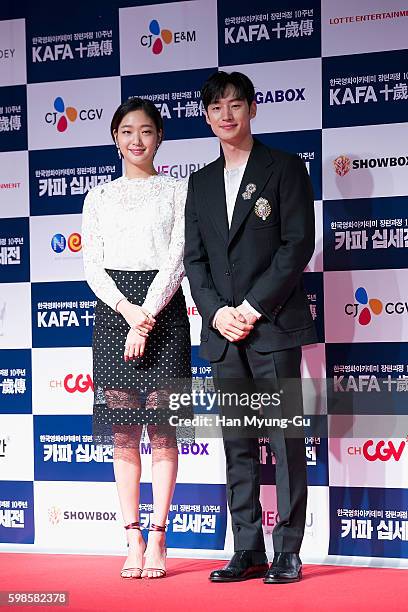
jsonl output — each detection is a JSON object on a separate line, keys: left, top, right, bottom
{"left": 124, "top": 328, "right": 147, "bottom": 361}
{"left": 117, "top": 299, "right": 156, "bottom": 336}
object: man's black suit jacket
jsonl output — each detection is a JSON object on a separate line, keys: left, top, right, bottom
{"left": 184, "top": 137, "right": 318, "bottom": 362}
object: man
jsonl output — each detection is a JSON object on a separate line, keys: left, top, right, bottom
{"left": 184, "top": 71, "right": 317, "bottom": 584}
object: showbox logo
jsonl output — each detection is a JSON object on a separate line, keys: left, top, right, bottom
{"left": 333, "top": 154, "right": 408, "bottom": 176}
{"left": 48, "top": 506, "right": 117, "bottom": 524}
{"left": 51, "top": 233, "right": 82, "bottom": 254}
{"left": 45, "top": 97, "right": 103, "bottom": 132}
{"left": 140, "top": 19, "right": 196, "bottom": 54}
{"left": 333, "top": 155, "right": 351, "bottom": 176}
{"left": 345, "top": 286, "right": 408, "bottom": 325}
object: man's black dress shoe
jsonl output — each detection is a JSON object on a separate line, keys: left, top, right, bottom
{"left": 209, "top": 550, "right": 269, "bottom": 582}
{"left": 263, "top": 552, "right": 302, "bottom": 584}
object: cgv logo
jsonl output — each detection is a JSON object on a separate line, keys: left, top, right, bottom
{"left": 348, "top": 439, "right": 407, "bottom": 462}
{"left": 45, "top": 97, "right": 103, "bottom": 132}
{"left": 64, "top": 374, "right": 94, "bottom": 393}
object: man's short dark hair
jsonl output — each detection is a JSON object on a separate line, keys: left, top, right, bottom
{"left": 201, "top": 71, "right": 255, "bottom": 111}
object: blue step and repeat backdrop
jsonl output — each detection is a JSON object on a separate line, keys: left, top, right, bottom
{"left": 1, "top": 0, "right": 408, "bottom": 566}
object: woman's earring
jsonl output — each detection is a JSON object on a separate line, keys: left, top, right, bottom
{"left": 115, "top": 140, "right": 122, "bottom": 159}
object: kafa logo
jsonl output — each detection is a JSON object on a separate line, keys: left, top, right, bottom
{"left": 224, "top": 20, "right": 314, "bottom": 44}
{"left": 51, "top": 233, "right": 82, "bottom": 254}
{"left": 348, "top": 439, "right": 407, "bottom": 462}
{"left": 45, "top": 97, "right": 103, "bottom": 131}
{"left": 141, "top": 19, "right": 196, "bottom": 55}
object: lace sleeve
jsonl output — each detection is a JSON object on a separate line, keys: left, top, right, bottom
{"left": 81, "top": 188, "right": 126, "bottom": 311}
{"left": 142, "top": 179, "right": 187, "bottom": 317}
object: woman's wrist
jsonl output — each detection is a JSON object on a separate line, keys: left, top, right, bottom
{"left": 115, "top": 298, "right": 129, "bottom": 314}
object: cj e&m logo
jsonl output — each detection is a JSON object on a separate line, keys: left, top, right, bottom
{"left": 45, "top": 97, "right": 103, "bottom": 132}
{"left": 333, "top": 154, "right": 408, "bottom": 176}
{"left": 140, "top": 19, "right": 196, "bottom": 54}
{"left": 51, "top": 233, "right": 82, "bottom": 254}
{"left": 348, "top": 439, "right": 407, "bottom": 462}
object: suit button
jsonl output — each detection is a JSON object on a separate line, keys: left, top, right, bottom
{"left": 225, "top": 270, "right": 230, "bottom": 276}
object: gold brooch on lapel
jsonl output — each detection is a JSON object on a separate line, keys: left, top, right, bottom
{"left": 242, "top": 183, "right": 257, "bottom": 200}
{"left": 254, "top": 197, "right": 271, "bottom": 221}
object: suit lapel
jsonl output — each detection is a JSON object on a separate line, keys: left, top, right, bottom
{"left": 228, "top": 139, "right": 275, "bottom": 246}
{"left": 204, "top": 155, "right": 229, "bottom": 244}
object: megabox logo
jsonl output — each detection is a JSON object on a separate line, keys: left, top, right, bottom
{"left": 51, "top": 233, "right": 82, "bottom": 254}
{"left": 45, "top": 97, "right": 103, "bottom": 131}
{"left": 345, "top": 287, "right": 408, "bottom": 325}
{"left": 333, "top": 154, "right": 408, "bottom": 176}
{"left": 255, "top": 88, "right": 306, "bottom": 105}
{"left": 141, "top": 19, "right": 196, "bottom": 54}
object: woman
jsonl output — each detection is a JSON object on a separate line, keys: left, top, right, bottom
{"left": 82, "top": 97, "right": 191, "bottom": 579}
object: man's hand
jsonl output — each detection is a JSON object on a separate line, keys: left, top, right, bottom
{"left": 236, "top": 303, "right": 258, "bottom": 325}
{"left": 215, "top": 307, "right": 254, "bottom": 342}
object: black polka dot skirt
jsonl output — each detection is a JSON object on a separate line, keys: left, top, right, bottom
{"left": 92, "top": 270, "right": 192, "bottom": 444}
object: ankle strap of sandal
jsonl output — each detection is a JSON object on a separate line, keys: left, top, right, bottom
{"left": 149, "top": 523, "right": 166, "bottom": 532}
{"left": 124, "top": 521, "right": 141, "bottom": 530}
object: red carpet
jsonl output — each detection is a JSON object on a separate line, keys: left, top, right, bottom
{"left": 0, "top": 553, "right": 406, "bottom": 611}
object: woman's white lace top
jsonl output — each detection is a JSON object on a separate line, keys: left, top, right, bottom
{"left": 81, "top": 174, "right": 188, "bottom": 316}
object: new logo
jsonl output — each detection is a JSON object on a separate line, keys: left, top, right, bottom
{"left": 51, "top": 233, "right": 82, "bottom": 254}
